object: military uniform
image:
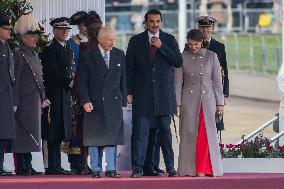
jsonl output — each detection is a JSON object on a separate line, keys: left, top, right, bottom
{"left": 197, "top": 16, "right": 229, "bottom": 132}
{"left": 0, "top": 15, "right": 15, "bottom": 176}
{"left": 66, "top": 11, "right": 88, "bottom": 175}
{"left": 42, "top": 17, "right": 75, "bottom": 175}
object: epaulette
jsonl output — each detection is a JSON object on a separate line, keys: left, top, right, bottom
{"left": 71, "top": 35, "right": 81, "bottom": 45}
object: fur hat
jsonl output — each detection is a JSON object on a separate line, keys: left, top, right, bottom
{"left": 14, "top": 14, "right": 43, "bottom": 35}
{"left": 85, "top": 10, "right": 102, "bottom": 27}
{"left": 70, "top": 11, "right": 88, "bottom": 25}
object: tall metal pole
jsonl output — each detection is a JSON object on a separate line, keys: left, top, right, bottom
{"left": 190, "top": 0, "right": 195, "bottom": 28}
{"left": 178, "top": 0, "right": 187, "bottom": 52}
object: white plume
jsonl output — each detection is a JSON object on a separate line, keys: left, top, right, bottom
{"left": 14, "top": 14, "right": 40, "bottom": 35}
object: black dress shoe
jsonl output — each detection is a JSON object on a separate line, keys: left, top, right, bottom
{"left": 92, "top": 171, "right": 101, "bottom": 178}
{"left": 45, "top": 168, "right": 58, "bottom": 175}
{"left": 168, "top": 168, "right": 177, "bottom": 177}
{"left": 17, "top": 169, "right": 31, "bottom": 176}
{"left": 154, "top": 167, "right": 166, "bottom": 174}
{"left": 88, "top": 166, "right": 93, "bottom": 175}
{"left": 105, "top": 170, "right": 121, "bottom": 178}
{"left": 143, "top": 169, "right": 161, "bottom": 176}
{"left": 57, "top": 167, "right": 71, "bottom": 175}
{"left": 0, "top": 169, "right": 13, "bottom": 176}
{"left": 131, "top": 168, "right": 143, "bottom": 178}
{"left": 31, "top": 168, "right": 43, "bottom": 175}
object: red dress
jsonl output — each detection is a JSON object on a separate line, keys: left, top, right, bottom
{"left": 195, "top": 105, "right": 213, "bottom": 175}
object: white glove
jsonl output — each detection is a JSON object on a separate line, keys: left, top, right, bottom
{"left": 41, "top": 99, "right": 51, "bottom": 108}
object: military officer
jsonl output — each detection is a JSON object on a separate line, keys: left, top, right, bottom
{"left": 197, "top": 16, "right": 229, "bottom": 132}
{"left": 42, "top": 17, "right": 75, "bottom": 175}
{"left": 12, "top": 13, "right": 49, "bottom": 176}
{"left": 65, "top": 10, "right": 89, "bottom": 175}
{"left": 0, "top": 14, "right": 15, "bottom": 176}
{"left": 67, "top": 11, "right": 88, "bottom": 66}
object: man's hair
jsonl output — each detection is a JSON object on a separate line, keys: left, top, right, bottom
{"left": 98, "top": 26, "right": 114, "bottom": 40}
{"left": 144, "top": 9, "right": 162, "bottom": 22}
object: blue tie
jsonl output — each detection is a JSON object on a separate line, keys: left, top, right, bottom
{"left": 104, "top": 51, "right": 109, "bottom": 68}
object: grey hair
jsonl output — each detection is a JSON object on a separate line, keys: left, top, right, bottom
{"left": 98, "top": 26, "right": 115, "bottom": 40}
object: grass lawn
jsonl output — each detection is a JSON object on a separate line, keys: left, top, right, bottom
{"left": 214, "top": 33, "right": 282, "bottom": 75}
{"left": 115, "top": 33, "right": 282, "bottom": 75}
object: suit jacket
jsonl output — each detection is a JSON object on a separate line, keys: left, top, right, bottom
{"left": 41, "top": 38, "right": 76, "bottom": 140}
{"left": 126, "top": 30, "right": 182, "bottom": 116}
{"left": 78, "top": 45, "right": 126, "bottom": 146}
{"left": 0, "top": 41, "right": 15, "bottom": 139}
{"left": 208, "top": 38, "right": 229, "bottom": 97}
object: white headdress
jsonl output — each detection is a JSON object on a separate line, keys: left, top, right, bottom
{"left": 14, "top": 14, "right": 42, "bottom": 35}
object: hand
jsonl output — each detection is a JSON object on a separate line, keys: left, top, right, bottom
{"left": 13, "top": 106, "right": 17, "bottom": 113}
{"left": 127, "top": 95, "right": 133, "bottom": 104}
{"left": 216, "top": 105, "right": 224, "bottom": 116}
{"left": 150, "top": 37, "right": 162, "bottom": 48}
{"left": 83, "top": 102, "right": 93, "bottom": 112}
{"left": 175, "top": 106, "right": 181, "bottom": 117}
{"left": 41, "top": 99, "right": 51, "bottom": 108}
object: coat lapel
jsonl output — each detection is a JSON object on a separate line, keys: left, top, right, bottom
{"left": 142, "top": 30, "right": 152, "bottom": 63}
{"left": 108, "top": 49, "right": 117, "bottom": 70}
{"left": 91, "top": 46, "right": 109, "bottom": 76}
{"left": 208, "top": 38, "right": 215, "bottom": 51}
{"left": 7, "top": 44, "right": 15, "bottom": 82}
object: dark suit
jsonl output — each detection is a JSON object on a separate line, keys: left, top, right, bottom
{"left": 126, "top": 30, "right": 182, "bottom": 172}
{"left": 208, "top": 38, "right": 229, "bottom": 131}
{"left": 79, "top": 45, "right": 126, "bottom": 147}
{"left": 78, "top": 44, "right": 126, "bottom": 172}
{"left": 42, "top": 39, "right": 75, "bottom": 172}
{"left": 0, "top": 41, "right": 15, "bottom": 171}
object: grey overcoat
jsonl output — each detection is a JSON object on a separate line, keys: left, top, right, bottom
{"left": 0, "top": 41, "right": 15, "bottom": 140}
{"left": 174, "top": 48, "right": 224, "bottom": 176}
{"left": 11, "top": 44, "right": 45, "bottom": 152}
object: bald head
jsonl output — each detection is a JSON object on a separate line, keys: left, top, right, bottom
{"left": 98, "top": 26, "right": 116, "bottom": 51}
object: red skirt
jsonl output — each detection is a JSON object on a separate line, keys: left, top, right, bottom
{"left": 196, "top": 105, "right": 213, "bottom": 175}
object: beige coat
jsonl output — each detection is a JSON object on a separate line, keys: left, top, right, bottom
{"left": 174, "top": 48, "right": 224, "bottom": 176}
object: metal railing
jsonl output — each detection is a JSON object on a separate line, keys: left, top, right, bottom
{"left": 105, "top": 5, "right": 280, "bottom": 33}
{"left": 113, "top": 32, "right": 282, "bottom": 75}
{"left": 236, "top": 115, "right": 281, "bottom": 145}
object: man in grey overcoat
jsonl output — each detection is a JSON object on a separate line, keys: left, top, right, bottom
{"left": 0, "top": 14, "right": 15, "bottom": 176}
{"left": 78, "top": 26, "right": 126, "bottom": 178}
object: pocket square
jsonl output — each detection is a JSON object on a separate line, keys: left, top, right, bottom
{"left": 117, "top": 64, "right": 120, "bottom": 67}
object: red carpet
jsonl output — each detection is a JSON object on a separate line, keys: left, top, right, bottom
{"left": 0, "top": 172, "right": 284, "bottom": 189}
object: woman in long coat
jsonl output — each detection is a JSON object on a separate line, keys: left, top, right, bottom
{"left": 175, "top": 29, "right": 224, "bottom": 177}
{"left": 11, "top": 14, "right": 48, "bottom": 175}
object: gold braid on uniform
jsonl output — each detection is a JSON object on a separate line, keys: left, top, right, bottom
{"left": 60, "top": 142, "right": 81, "bottom": 154}
{"left": 71, "top": 35, "right": 81, "bottom": 45}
